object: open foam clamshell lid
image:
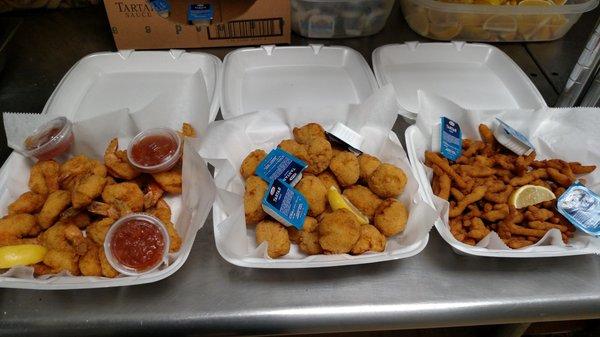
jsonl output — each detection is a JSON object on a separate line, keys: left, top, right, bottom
{"left": 220, "top": 44, "right": 379, "bottom": 119}
{"left": 0, "top": 49, "right": 221, "bottom": 289}
{"left": 371, "top": 41, "right": 547, "bottom": 120}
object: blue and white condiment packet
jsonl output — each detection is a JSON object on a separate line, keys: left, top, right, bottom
{"left": 557, "top": 182, "right": 600, "bottom": 236}
{"left": 262, "top": 179, "right": 308, "bottom": 230}
{"left": 432, "top": 117, "right": 462, "bottom": 161}
{"left": 493, "top": 118, "right": 535, "bottom": 156}
{"left": 188, "top": 3, "right": 213, "bottom": 25}
{"left": 148, "top": 0, "right": 170, "bottom": 18}
{"left": 255, "top": 148, "right": 308, "bottom": 186}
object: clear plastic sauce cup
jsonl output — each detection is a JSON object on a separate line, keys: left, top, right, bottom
{"left": 127, "top": 127, "right": 182, "bottom": 173}
{"left": 23, "top": 117, "right": 74, "bottom": 161}
{"left": 103, "top": 213, "right": 170, "bottom": 276}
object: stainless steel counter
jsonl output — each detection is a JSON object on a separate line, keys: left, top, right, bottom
{"left": 0, "top": 3, "right": 599, "bottom": 337}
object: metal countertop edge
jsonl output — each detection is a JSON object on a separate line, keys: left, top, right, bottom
{"left": 4, "top": 296, "right": 600, "bottom": 336}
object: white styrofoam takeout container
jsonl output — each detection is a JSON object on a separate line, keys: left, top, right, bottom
{"left": 372, "top": 42, "right": 597, "bottom": 257}
{"left": 0, "top": 50, "right": 220, "bottom": 289}
{"left": 372, "top": 41, "right": 547, "bottom": 119}
{"left": 211, "top": 45, "right": 435, "bottom": 268}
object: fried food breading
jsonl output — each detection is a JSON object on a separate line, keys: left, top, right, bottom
{"left": 569, "top": 162, "right": 596, "bottom": 174}
{"left": 425, "top": 151, "right": 468, "bottom": 189}
{"left": 164, "top": 219, "right": 182, "bottom": 253}
{"left": 59, "top": 156, "right": 107, "bottom": 191}
{"left": 298, "top": 230, "right": 322, "bottom": 255}
{"left": 72, "top": 174, "right": 107, "bottom": 209}
{"left": 240, "top": 149, "right": 266, "bottom": 180}
{"left": 373, "top": 199, "right": 408, "bottom": 237}
{"left": 351, "top": 224, "right": 386, "bottom": 254}
{"left": 104, "top": 138, "right": 140, "bottom": 180}
{"left": 342, "top": 185, "right": 383, "bottom": 220}
{"left": 29, "top": 160, "right": 60, "bottom": 195}
{"left": 152, "top": 166, "right": 182, "bottom": 194}
{"left": 318, "top": 209, "right": 360, "bottom": 254}
{"left": 181, "top": 123, "right": 196, "bottom": 138}
{"left": 38, "top": 190, "right": 71, "bottom": 229}
{"left": 432, "top": 165, "right": 451, "bottom": 200}
{"left": 99, "top": 249, "right": 119, "bottom": 278}
{"left": 287, "top": 216, "right": 318, "bottom": 245}
{"left": 329, "top": 151, "right": 360, "bottom": 187}
{"left": 449, "top": 186, "right": 487, "bottom": 218}
{"left": 79, "top": 241, "right": 102, "bottom": 277}
{"left": 102, "top": 182, "right": 144, "bottom": 213}
{"left": 467, "top": 217, "right": 490, "bottom": 240}
{"left": 305, "top": 137, "right": 333, "bottom": 174}
{"left": 39, "top": 222, "right": 87, "bottom": 256}
{"left": 358, "top": 154, "right": 381, "bottom": 181}
{"left": 296, "top": 175, "right": 327, "bottom": 217}
{"left": 8, "top": 191, "right": 46, "bottom": 215}
{"left": 367, "top": 163, "right": 407, "bottom": 198}
{"left": 0, "top": 213, "right": 38, "bottom": 246}
{"left": 478, "top": 124, "right": 495, "bottom": 147}
{"left": 293, "top": 123, "right": 326, "bottom": 144}
{"left": 317, "top": 170, "right": 340, "bottom": 192}
{"left": 278, "top": 139, "right": 310, "bottom": 163}
{"left": 86, "top": 218, "right": 115, "bottom": 245}
{"left": 255, "top": 220, "right": 290, "bottom": 258}
{"left": 244, "top": 176, "right": 268, "bottom": 225}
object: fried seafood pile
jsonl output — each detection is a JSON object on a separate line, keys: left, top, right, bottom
{"left": 0, "top": 137, "right": 184, "bottom": 277}
{"left": 241, "top": 123, "right": 410, "bottom": 258}
{"left": 425, "top": 124, "right": 596, "bottom": 249}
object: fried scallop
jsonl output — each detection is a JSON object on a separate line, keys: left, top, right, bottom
{"left": 295, "top": 175, "right": 328, "bottom": 217}
{"left": 368, "top": 163, "right": 407, "bottom": 198}
{"left": 240, "top": 149, "right": 266, "bottom": 180}
{"left": 287, "top": 217, "right": 318, "bottom": 244}
{"left": 342, "top": 185, "right": 383, "bottom": 220}
{"left": 374, "top": 199, "right": 408, "bottom": 237}
{"left": 317, "top": 170, "right": 341, "bottom": 192}
{"left": 305, "top": 137, "right": 333, "bottom": 174}
{"left": 278, "top": 139, "right": 310, "bottom": 163}
{"left": 318, "top": 209, "right": 360, "bottom": 254}
{"left": 358, "top": 153, "right": 381, "bottom": 181}
{"left": 299, "top": 230, "right": 322, "bottom": 255}
{"left": 255, "top": 220, "right": 291, "bottom": 258}
{"left": 329, "top": 151, "right": 360, "bottom": 187}
{"left": 351, "top": 224, "right": 386, "bottom": 255}
{"left": 293, "top": 123, "right": 326, "bottom": 144}
{"left": 244, "top": 176, "right": 268, "bottom": 225}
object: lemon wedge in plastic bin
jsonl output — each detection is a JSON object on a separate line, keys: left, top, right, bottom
{"left": 509, "top": 185, "right": 556, "bottom": 209}
{"left": 405, "top": 11, "right": 430, "bottom": 36}
{"left": 327, "top": 187, "right": 369, "bottom": 225}
{"left": 517, "top": 0, "right": 556, "bottom": 40}
{"left": 427, "top": 9, "right": 462, "bottom": 40}
{"left": 483, "top": 15, "right": 518, "bottom": 40}
{"left": 0, "top": 244, "right": 47, "bottom": 269}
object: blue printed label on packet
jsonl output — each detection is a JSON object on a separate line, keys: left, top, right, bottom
{"left": 262, "top": 179, "right": 308, "bottom": 230}
{"left": 439, "top": 117, "right": 462, "bottom": 161}
{"left": 188, "top": 3, "right": 213, "bottom": 24}
{"left": 149, "top": 0, "right": 170, "bottom": 14}
{"left": 557, "top": 182, "right": 600, "bottom": 236}
{"left": 255, "top": 148, "right": 308, "bottom": 186}
{"left": 495, "top": 118, "right": 535, "bottom": 156}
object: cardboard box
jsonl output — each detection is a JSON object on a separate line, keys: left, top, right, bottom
{"left": 104, "top": 0, "right": 291, "bottom": 50}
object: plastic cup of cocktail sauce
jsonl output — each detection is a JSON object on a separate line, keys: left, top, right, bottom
{"left": 104, "top": 213, "right": 170, "bottom": 276}
{"left": 126, "top": 127, "right": 182, "bottom": 174}
{"left": 23, "top": 117, "right": 74, "bottom": 161}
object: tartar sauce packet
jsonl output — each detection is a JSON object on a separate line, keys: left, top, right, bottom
{"left": 557, "top": 182, "right": 600, "bottom": 236}
{"left": 438, "top": 116, "right": 462, "bottom": 161}
{"left": 188, "top": 3, "right": 213, "bottom": 25}
{"left": 493, "top": 118, "right": 535, "bottom": 156}
{"left": 262, "top": 179, "right": 308, "bottom": 230}
{"left": 255, "top": 148, "right": 308, "bottom": 186}
{"left": 148, "top": 0, "right": 170, "bottom": 18}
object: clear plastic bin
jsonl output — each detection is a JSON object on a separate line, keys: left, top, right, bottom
{"left": 400, "top": 0, "right": 598, "bottom": 42}
{"left": 292, "top": 0, "right": 395, "bottom": 38}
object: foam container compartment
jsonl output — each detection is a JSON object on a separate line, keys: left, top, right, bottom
{"left": 0, "top": 50, "right": 220, "bottom": 289}
{"left": 372, "top": 42, "right": 547, "bottom": 118}
{"left": 221, "top": 45, "right": 379, "bottom": 119}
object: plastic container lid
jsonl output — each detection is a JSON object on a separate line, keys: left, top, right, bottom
{"left": 221, "top": 45, "right": 378, "bottom": 119}
{"left": 372, "top": 42, "right": 547, "bottom": 118}
{"left": 127, "top": 127, "right": 182, "bottom": 173}
{"left": 23, "top": 116, "right": 74, "bottom": 161}
{"left": 104, "top": 213, "right": 170, "bottom": 276}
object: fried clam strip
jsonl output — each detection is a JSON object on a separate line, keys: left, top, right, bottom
{"left": 425, "top": 151, "right": 468, "bottom": 189}
{"left": 431, "top": 165, "right": 451, "bottom": 200}
{"left": 478, "top": 124, "right": 495, "bottom": 147}
{"left": 467, "top": 217, "right": 490, "bottom": 240}
{"left": 509, "top": 169, "right": 547, "bottom": 187}
{"left": 449, "top": 186, "right": 487, "bottom": 218}
{"left": 462, "top": 140, "right": 484, "bottom": 158}
{"left": 459, "top": 165, "right": 495, "bottom": 177}
{"left": 569, "top": 162, "right": 596, "bottom": 174}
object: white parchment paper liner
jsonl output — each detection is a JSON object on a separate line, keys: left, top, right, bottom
{"left": 198, "top": 86, "right": 438, "bottom": 268}
{"left": 0, "top": 110, "right": 215, "bottom": 289}
{"left": 411, "top": 91, "right": 600, "bottom": 256}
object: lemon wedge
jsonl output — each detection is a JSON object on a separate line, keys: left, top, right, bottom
{"left": 327, "top": 187, "right": 369, "bottom": 224}
{"left": 509, "top": 185, "right": 556, "bottom": 209}
{"left": 406, "top": 12, "right": 430, "bottom": 37}
{"left": 0, "top": 244, "right": 47, "bottom": 269}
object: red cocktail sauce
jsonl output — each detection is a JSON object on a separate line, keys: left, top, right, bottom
{"left": 110, "top": 219, "right": 166, "bottom": 272}
{"left": 130, "top": 134, "right": 177, "bottom": 167}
